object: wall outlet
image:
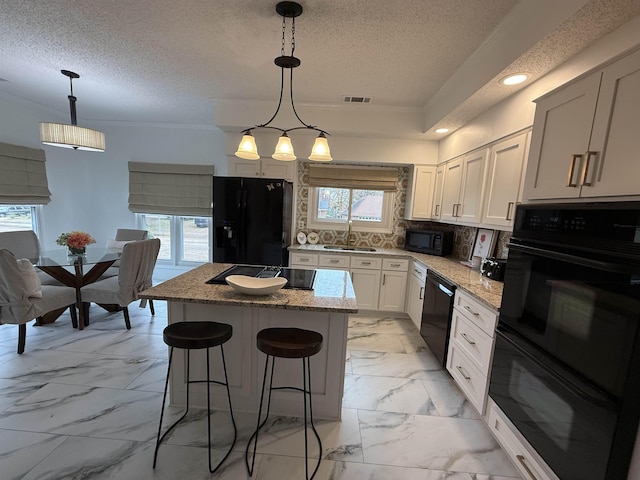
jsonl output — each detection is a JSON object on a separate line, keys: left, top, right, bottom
{"left": 298, "top": 221, "right": 305, "bottom": 229}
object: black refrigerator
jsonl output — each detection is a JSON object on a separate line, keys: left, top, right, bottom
{"left": 212, "top": 177, "right": 293, "bottom": 266}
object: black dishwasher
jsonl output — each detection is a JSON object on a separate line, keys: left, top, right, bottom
{"left": 420, "top": 271, "right": 456, "bottom": 366}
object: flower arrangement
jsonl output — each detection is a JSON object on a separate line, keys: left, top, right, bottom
{"left": 56, "top": 231, "right": 96, "bottom": 254}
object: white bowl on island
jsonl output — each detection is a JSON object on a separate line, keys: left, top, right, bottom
{"left": 225, "top": 275, "right": 287, "bottom": 295}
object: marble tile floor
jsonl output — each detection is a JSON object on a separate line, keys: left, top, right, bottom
{"left": 0, "top": 303, "right": 521, "bottom": 479}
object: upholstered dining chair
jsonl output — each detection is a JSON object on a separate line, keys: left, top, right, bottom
{"left": 0, "top": 230, "right": 62, "bottom": 285}
{"left": 0, "top": 249, "right": 78, "bottom": 354}
{"left": 80, "top": 238, "right": 160, "bottom": 329}
{"left": 101, "top": 228, "right": 150, "bottom": 278}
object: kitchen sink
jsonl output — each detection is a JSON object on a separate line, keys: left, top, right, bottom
{"left": 322, "top": 245, "right": 376, "bottom": 252}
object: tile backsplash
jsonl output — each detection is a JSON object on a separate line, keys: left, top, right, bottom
{"left": 295, "top": 162, "right": 511, "bottom": 260}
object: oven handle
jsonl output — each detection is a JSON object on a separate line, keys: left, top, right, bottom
{"left": 509, "top": 242, "right": 638, "bottom": 274}
{"left": 496, "top": 327, "right": 615, "bottom": 407}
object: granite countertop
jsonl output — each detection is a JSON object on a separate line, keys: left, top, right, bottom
{"left": 139, "top": 263, "right": 358, "bottom": 313}
{"left": 289, "top": 245, "right": 504, "bottom": 311}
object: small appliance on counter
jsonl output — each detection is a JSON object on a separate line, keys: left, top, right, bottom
{"left": 480, "top": 257, "right": 507, "bottom": 281}
{"left": 404, "top": 229, "right": 453, "bottom": 256}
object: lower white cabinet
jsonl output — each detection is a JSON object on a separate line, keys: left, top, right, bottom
{"left": 350, "top": 268, "right": 381, "bottom": 310}
{"left": 406, "top": 261, "right": 427, "bottom": 329}
{"left": 487, "top": 399, "right": 559, "bottom": 480}
{"left": 378, "top": 258, "right": 409, "bottom": 312}
{"left": 447, "top": 289, "right": 498, "bottom": 414}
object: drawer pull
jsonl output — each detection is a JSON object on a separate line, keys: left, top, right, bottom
{"left": 456, "top": 365, "right": 471, "bottom": 380}
{"left": 390, "top": 263, "right": 401, "bottom": 267}
{"left": 361, "top": 261, "right": 371, "bottom": 265}
{"left": 463, "top": 305, "right": 479, "bottom": 316}
{"left": 460, "top": 332, "right": 476, "bottom": 345}
{"left": 329, "top": 259, "right": 339, "bottom": 263}
{"left": 516, "top": 454, "right": 538, "bottom": 480}
{"left": 300, "top": 258, "right": 309, "bottom": 262}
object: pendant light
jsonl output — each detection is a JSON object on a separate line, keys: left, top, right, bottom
{"left": 235, "top": 1, "right": 332, "bottom": 162}
{"left": 39, "top": 70, "right": 105, "bottom": 152}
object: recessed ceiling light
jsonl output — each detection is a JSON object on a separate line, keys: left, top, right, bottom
{"left": 435, "top": 128, "right": 449, "bottom": 134}
{"left": 501, "top": 73, "right": 528, "bottom": 86}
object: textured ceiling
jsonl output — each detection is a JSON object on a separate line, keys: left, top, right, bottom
{"left": 0, "top": 0, "right": 638, "bottom": 139}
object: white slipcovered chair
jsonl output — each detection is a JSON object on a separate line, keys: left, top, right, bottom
{"left": 0, "top": 230, "right": 61, "bottom": 285}
{"left": 0, "top": 249, "right": 78, "bottom": 354}
{"left": 80, "top": 238, "right": 160, "bottom": 329}
{"left": 101, "top": 228, "right": 149, "bottom": 278}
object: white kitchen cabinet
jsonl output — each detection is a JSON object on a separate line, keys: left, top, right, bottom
{"left": 440, "top": 149, "right": 488, "bottom": 225}
{"left": 318, "top": 253, "right": 350, "bottom": 269}
{"left": 524, "top": 47, "right": 640, "bottom": 200}
{"left": 487, "top": 399, "right": 560, "bottom": 480}
{"left": 228, "top": 157, "right": 296, "bottom": 182}
{"left": 378, "top": 258, "right": 408, "bottom": 312}
{"left": 350, "top": 268, "right": 381, "bottom": 311}
{"left": 482, "top": 132, "right": 530, "bottom": 229}
{"left": 432, "top": 164, "right": 445, "bottom": 219}
{"left": 289, "top": 252, "right": 318, "bottom": 269}
{"left": 447, "top": 289, "right": 498, "bottom": 414}
{"left": 406, "top": 261, "right": 427, "bottom": 329}
{"left": 405, "top": 165, "right": 436, "bottom": 220}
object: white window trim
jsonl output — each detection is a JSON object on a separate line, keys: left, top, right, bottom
{"left": 306, "top": 186, "right": 394, "bottom": 234}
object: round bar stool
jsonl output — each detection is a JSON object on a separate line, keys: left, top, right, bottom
{"left": 153, "top": 321, "right": 237, "bottom": 473}
{"left": 245, "top": 327, "right": 323, "bottom": 479}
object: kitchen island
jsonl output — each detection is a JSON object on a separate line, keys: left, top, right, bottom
{"left": 139, "top": 263, "right": 358, "bottom": 420}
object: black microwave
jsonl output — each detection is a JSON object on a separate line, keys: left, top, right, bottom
{"left": 404, "top": 229, "right": 453, "bottom": 256}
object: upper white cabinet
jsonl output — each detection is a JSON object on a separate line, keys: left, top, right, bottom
{"left": 482, "top": 132, "right": 530, "bottom": 229}
{"left": 228, "top": 157, "right": 296, "bottom": 182}
{"left": 431, "top": 164, "right": 445, "bottom": 220}
{"left": 524, "top": 48, "right": 640, "bottom": 200}
{"left": 405, "top": 165, "right": 436, "bottom": 220}
{"left": 440, "top": 149, "right": 488, "bottom": 225}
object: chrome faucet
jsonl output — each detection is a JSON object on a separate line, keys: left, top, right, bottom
{"left": 347, "top": 220, "right": 353, "bottom": 246}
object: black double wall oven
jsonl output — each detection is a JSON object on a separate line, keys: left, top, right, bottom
{"left": 489, "top": 202, "right": 640, "bottom": 480}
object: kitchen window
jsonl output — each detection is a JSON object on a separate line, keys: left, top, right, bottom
{"left": 306, "top": 164, "right": 398, "bottom": 233}
{"left": 307, "top": 186, "right": 394, "bottom": 233}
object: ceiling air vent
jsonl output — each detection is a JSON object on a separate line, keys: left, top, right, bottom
{"left": 343, "top": 96, "right": 371, "bottom": 104}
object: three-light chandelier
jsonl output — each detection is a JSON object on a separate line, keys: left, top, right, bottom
{"left": 234, "top": 1, "right": 332, "bottom": 162}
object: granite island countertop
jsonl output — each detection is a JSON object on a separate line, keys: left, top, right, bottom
{"left": 139, "top": 262, "right": 358, "bottom": 313}
{"left": 289, "top": 244, "right": 504, "bottom": 311}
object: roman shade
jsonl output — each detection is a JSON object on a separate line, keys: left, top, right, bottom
{"left": 128, "top": 162, "right": 213, "bottom": 217}
{"left": 308, "top": 165, "right": 399, "bottom": 191}
{"left": 0, "top": 142, "right": 51, "bottom": 204}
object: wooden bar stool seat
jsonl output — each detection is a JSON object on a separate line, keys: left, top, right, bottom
{"left": 153, "top": 321, "right": 236, "bottom": 473}
{"left": 246, "top": 327, "right": 324, "bottom": 479}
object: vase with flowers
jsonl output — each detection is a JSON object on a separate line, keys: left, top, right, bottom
{"left": 56, "top": 231, "right": 96, "bottom": 256}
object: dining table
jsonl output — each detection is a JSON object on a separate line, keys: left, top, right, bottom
{"left": 33, "top": 246, "right": 121, "bottom": 329}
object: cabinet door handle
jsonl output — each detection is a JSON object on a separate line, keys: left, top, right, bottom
{"left": 506, "top": 201, "right": 514, "bottom": 221}
{"left": 419, "top": 286, "right": 424, "bottom": 300}
{"left": 434, "top": 204, "right": 440, "bottom": 216}
{"left": 516, "top": 454, "right": 539, "bottom": 480}
{"left": 456, "top": 365, "right": 471, "bottom": 380}
{"left": 452, "top": 204, "right": 457, "bottom": 217}
{"left": 460, "top": 332, "right": 476, "bottom": 345}
{"left": 567, "top": 154, "right": 582, "bottom": 187}
{"left": 581, "top": 151, "right": 598, "bottom": 186}
{"left": 382, "top": 273, "right": 386, "bottom": 285}
{"left": 463, "top": 305, "right": 479, "bottom": 316}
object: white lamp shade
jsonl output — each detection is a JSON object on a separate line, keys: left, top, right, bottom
{"left": 272, "top": 134, "right": 297, "bottom": 161}
{"left": 308, "top": 135, "right": 332, "bottom": 161}
{"left": 39, "top": 122, "right": 105, "bottom": 152}
{"left": 235, "top": 134, "right": 260, "bottom": 160}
